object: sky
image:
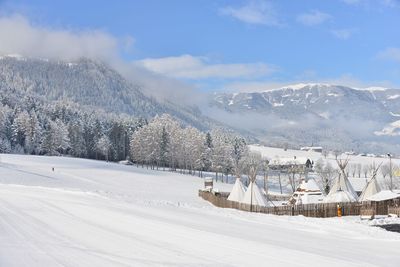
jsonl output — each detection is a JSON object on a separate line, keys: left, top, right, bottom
{"left": 0, "top": 0, "right": 399, "bottom": 92}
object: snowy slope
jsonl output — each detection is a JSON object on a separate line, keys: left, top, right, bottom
{"left": 1, "top": 154, "right": 400, "bottom": 266}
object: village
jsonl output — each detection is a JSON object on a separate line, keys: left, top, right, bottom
{"left": 200, "top": 144, "right": 400, "bottom": 222}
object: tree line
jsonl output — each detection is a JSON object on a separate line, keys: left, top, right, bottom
{"left": 0, "top": 92, "right": 146, "bottom": 161}
{"left": 0, "top": 90, "right": 254, "bottom": 182}
{"left": 129, "top": 114, "right": 251, "bottom": 181}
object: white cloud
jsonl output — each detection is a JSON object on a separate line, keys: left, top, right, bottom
{"left": 0, "top": 14, "right": 121, "bottom": 61}
{"left": 0, "top": 14, "right": 205, "bottom": 105}
{"left": 135, "top": 55, "right": 276, "bottom": 80}
{"left": 219, "top": 0, "right": 281, "bottom": 26}
{"left": 377, "top": 47, "right": 400, "bottom": 63}
{"left": 297, "top": 10, "right": 332, "bottom": 26}
{"left": 331, "top": 28, "right": 356, "bottom": 40}
{"left": 121, "top": 35, "right": 135, "bottom": 53}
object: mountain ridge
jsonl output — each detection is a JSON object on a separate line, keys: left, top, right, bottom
{"left": 0, "top": 55, "right": 220, "bottom": 131}
{"left": 209, "top": 83, "right": 400, "bottom": 153}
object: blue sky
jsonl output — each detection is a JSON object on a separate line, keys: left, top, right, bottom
{"left": 0, "top": 0, "right": 399, "bottom": 91}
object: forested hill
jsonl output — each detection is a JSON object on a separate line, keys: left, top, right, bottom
{"left": 0, "top": 55, "right": 227, "bottom": 160}
{"left": 0, "top": 55, "right": 213, "bottom": 130}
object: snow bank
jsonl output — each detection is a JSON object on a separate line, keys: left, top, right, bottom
{"left": 367, "top": 190, "right": 400, "bottom": 201}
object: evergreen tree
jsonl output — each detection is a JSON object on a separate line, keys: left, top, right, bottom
{"left": 159, "top": 126, "right": 169, "bottom": 168}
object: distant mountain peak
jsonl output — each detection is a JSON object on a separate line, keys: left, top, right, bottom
{"left": 277, "top": 83, "right": 334, "bottom": 91}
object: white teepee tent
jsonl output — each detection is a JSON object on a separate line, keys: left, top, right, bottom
{"left": 228, "top": 178, "right": 246, "bottom": 202}
{"left": 324, "top": 189, "right": 356, "bottom": 203}
{"left": 325, "top": 159, "right": 358, "bottom": 203}
{"left": 359, "top": 176, "right": 381, "bottom": 202}
{"left": 358, "top": 163, "right": 382, "bottom": 202}
{"left": 241, "top": 181, "right": 268, "bottom": 207}
{"left": 289, "top": 178, "right": 324, "bottom": 205}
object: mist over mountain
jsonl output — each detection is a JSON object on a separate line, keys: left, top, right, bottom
{"left": 0, "top": 55, "right": 214, "bottom": 131}
{"left": 209, "top": 83, "right": 400, "bottom": 154}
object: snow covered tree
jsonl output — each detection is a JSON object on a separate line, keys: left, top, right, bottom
{"left": 232, "top": 137, "right": 247, "bottom": 179}
{"left": 11, "top": 110, "right": 30, "bottom": 150}
{"left": 0, "top": 138, "right": 11, "bottom": 153}
{"left": 159, "top": 126, "right": 169, "bottom": 169}
{"left": 25, "top": 110, "right": 42, "bottom": 154}
{"left": 42, "top": 120, "right": 57, "bottom": 155}
{"left": 68, "top": 119, "right": 86, "bottom": 157}
{"left": 54, "top": 119, "right": 70, "bottom": 154}
{"left": 96, "top": 135, "right": 112, "bottom": 161}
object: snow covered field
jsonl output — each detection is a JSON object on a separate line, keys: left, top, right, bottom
{"left": 249, "top": 145, "right": 400, "bottom": 166}
{"left": 1, "top": 154, "right": 400, "bottom": 266}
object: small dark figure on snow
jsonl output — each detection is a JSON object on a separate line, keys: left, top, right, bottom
{"left": 52, "top": 167, "right": 54, "bottom": 172}
{"left": 305, "top": 159, "right": 313, "bottom": 169}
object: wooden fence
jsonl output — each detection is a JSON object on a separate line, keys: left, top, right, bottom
{"left": 199, "top": 190, "right": 394, "bottom": 218}
{"left": 388, "top": 206, "right": 400, "bottom": 216}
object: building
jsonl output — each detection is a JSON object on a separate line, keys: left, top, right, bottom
{"left": 300, "top": 146, "right": 323, "bottom": 153}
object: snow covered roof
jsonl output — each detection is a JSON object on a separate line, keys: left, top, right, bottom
{"left": 269, "top": 157, "right": 310, "bottom": 166}
{"left": 366, "top": 190, "right": 400, "bottom": 202}
{"left": 297, "top": 179, "right": 321, "bottom": 192}
{"left": 290, "top": 179, "right": 324, "bottom": 205}
{"left": 241, "top": 182, "right": 268, "bottom": 207}
{"left": 227, "top": 178, "right": 246, "bottom": 202}
{"left": 300, "top": 147, "right": 323, "bottom": 152}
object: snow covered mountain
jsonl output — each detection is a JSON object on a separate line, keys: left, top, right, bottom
{"left": 0, "top": 55, "right": 213, "bottom": 130}
{"left": 210, "top": 83, "right": 400, "bottom": 153}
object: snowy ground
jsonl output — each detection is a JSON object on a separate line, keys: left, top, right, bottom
{"left": 250, "top": 144, "right": 400, "bottom": 194}
{"left": 1, "top": 154, "right": 400, "bottom": 266}
{"left": 249, "top": 144, "right": 400, "bottom": 166}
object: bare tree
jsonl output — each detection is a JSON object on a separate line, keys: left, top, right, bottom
{"left": 243, "top": 152, "right": 262, "bottom": 183}
{"left": 315, "top": 160, "right": 336, "bottom": 194}
{"left": 362, "top": 164, "right": 369, "bottom": 178}
{"left": 261, "top": 159, "right": 269, "bottom": 194}
{"left": 283, "top": 142, "right": 289, "bottom": 151}
{"left": 348, "top": 163, "right": 356, "bottom": 178}
{"left": 333, "top": 150, "right": 341, "bottom": 160}
{"left": 287, "top": 163, "right": 297, "bottom": 192}
{"left": 356, "top": 163, "right": 362, "bottom": 178}
{"left": 242, "top": 152, "right": 263, "bottom": 211}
